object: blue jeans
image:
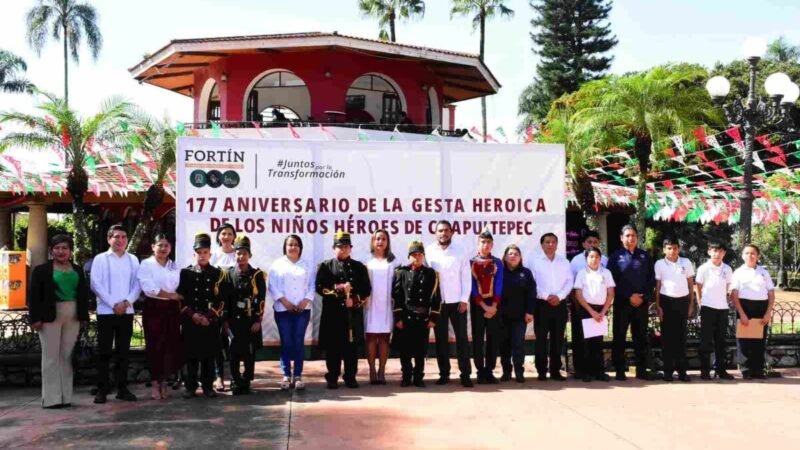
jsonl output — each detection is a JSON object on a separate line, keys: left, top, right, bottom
{"left": 275, "top": 310, "right": 310, "bottom": 377}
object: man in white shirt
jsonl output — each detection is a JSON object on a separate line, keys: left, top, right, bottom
{"left": 654, "top": 237, "right": 695, "bottom": 382}
{"left": 426, "top": 220, "right": 474, "bottom": 387}
{"left": 694, "top": 241, "right": 734, "bottom": 380}
{"left": 568, "top": 230, "right": 607, "bottom": 380}
{"left": 531, "top": 233, "right": 573, "bottom": 381}
{"left": 90, "top": 224, "right": 142, "bottom": 403}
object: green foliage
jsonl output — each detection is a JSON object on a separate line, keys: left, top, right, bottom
{"left": 26, "top": 0, "right": 102, "bottom": 103}
{"left": 710, "top": 58, "right": 800, "bottom": 108}
{"left": 766, "top": 36, "right": 799, "bottom": 63}
{"left": 0, "top": 90, "right": 130, "bottom": 264}
{"left": 645, "top": 221, "right": 738, "bottom": 266}
{"left": 357, "top": 0, "right": 425, "bottom": 42}
{"left": 517, "top": 80, "right": 550, "bottom": 132}
{"left": 521, "top": 0, "right": 617, "bottom": 124}
{"left": 0, "top": 50, "right": 34, "bottom": 94}
{"left": 13, "top": 214, "right": 75, "bottom": 251}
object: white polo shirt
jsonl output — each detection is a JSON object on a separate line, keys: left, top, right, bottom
{"left": 573, "top": 266, "right": 616, "bottom": 305}
{"left": 654, "top": 257, "right": 694, "bottom": 298}
{"left": 695, "top": 261, "right": 732, "bottom": 309}
{"left": 569, "top": 251, "right": 608, "bottom": 277}
{"left": 731, "top": 265, "right": 774, "bottom": 301}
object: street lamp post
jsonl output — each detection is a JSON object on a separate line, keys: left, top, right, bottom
{"left": 705, "top": 38, "right": 800, "bottom": 245}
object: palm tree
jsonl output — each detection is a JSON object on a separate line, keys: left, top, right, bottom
{"left": 0, "top": 91, "right": 130, "bottom": 264}
{"left": 450, "top": 0, "right": 514, "bottom": 142}
{"left": 357, "top": 0, "right": 425, "bottom": 42}
{"left": 573, "top": 65, "right": 722, "bottom": 235}
{"left": 26, "top": 0, "right": 102, "bottom": 105}
{"left": 766, "top": 36, "right": 799, "bottom": 63}
{"left": 125, "top": 112, "right": 177, "bottom": 253}
{"left": 0, "top": 50, "right": 34, "bottom": 94}
{"left": 540, "top": 93, "right": 603, "bottom": 230}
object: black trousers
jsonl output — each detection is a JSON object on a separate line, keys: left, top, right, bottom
{"left": 186, "top": 357, "right": 214, "bottom": 391}
{"left": 471, "top": 302, "right": 500, "bottom": 374}
{"left": 738, "top": 299, "right": 769, "bottom": 375}
{"left": 578, "top": 304, "right": 606, "bottom": 377}
{"left": 569, "top": 297, "right": 585, "bottom": 376}
{"left": 214, "top": 330, "right": 228, "bottom": 379}
{"left": 96, "top": 314, "right": 134, "bottom": 390}
{"left": 612, "top": 299, "right": 652, "bottom": 374}
{"left": 434, "top": 302, "right": 472, "bottom": 378}
{"left": 660, "top": 295, "right": 690, "bottom": 375}
{"left": 700, "top": 306, "right": 729, "bottom": 373}
{"left": 325, "top": 341, "right": 359, "bottom": 382}
{"left": 499, "top": 316, "right": 527, "bottom": 375}
{"left": 534, "top": 300, "right": 567, "bottom": 375}
{"left": 397, "top": 319, "right": 430, "bottom": 380}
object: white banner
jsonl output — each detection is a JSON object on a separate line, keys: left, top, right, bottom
{"left": 177, "top": 137, "right": 565, "bottom": 344}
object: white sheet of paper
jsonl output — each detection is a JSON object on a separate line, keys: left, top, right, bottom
{"left": 582, "top": 316, "right": 609, "bottom": 339}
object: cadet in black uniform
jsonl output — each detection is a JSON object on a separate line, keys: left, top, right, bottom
{"left": 392, "top": 241, "right": 441, "bottom": 387}
{"left": 176, "top": 233, "right": 224, "bottom": 399}
{"left": 315, "top": 231, "right": 372, "bottom": 389}
{"left": 219, "top": 235, "right": 267, "bottom": 395}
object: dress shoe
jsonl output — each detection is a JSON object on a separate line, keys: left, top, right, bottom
{"left": 344, "top": 379, "right": 360, "bottom": 389}
{"left": 326, "top": 380, "right": 339, "bottom": 389}
{"left": 413, "top": 378, "right": 426, "bottom": 388}
{"left": 678, "top": 373, "right": 691, "bottom": 382}
{"left": 500, "top": 372, "right": 512, "bottom": 382}
{"left": 700, "top": 371, "right": 712, "bottom": 381}
{"left": 486, "top": 374, "right": 500, "bottom": 384}
{"left": 435, "top": 376, "right": 450, "bottom": 385}
{"left": 460, "top": 377, "right": 474, "bottom": 388}
{"left": 663, "top": 374, "right": 674, "bottom": 382}
{"left": 753, "top": 372, "right": 768, "bottom": 380}
{"left": 717, "top": 371, "right": 735, "bottom": 380}
{"left": 742, "top": 372, "right": 754, "bottom": 380}
{"left": 551, "top": 373, "right": 567, "bottom": 382}
{"left": 183, "top": 389, "right": 196, "bottom": 399}
{"left": 615, "top": 372, "right": 627, "bottom": 381}
{"left": 596, "top": 374, "right": 611, "bottom": 382}
{"left": 537, "top": 374, "right": 548, "bottom": 381}
{"left": 203, "top": 388, "right": 218, "bottom": 398}
{"left": 515, "top": 373, "right": 525, "bottom": 383}
{"left": 400, "top": 378, "right": 412, "bottom": 387}
{"left": 93, "top": 390, "right": 108, "bottom": 404}
{"left": 116, "top": 388, "right": 137, "bottom": 401}
{"left": 582, "top": 375, "right": 593, "bottom": 382}
{"left": 636, "top": 371, "right": 658, "bottom": 381}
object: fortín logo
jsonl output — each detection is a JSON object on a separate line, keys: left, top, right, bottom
{"left": 189, "top": 169, "right": 240, "bottom": 188}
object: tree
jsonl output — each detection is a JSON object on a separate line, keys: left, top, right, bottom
{"left": 0, "top": 50, "right": 34, "bottom": 94}
{"left": 520, "top": 0, "right": 617, "bottom": 125}
{"left": 357, "top": 0, "right": 425, "bottom": 42}
{"left": 125, "top": 113, "right": 177, "bottom": 253}
{"left": 517, "top": 79, "right": 550, "bottom": 132}
{"left": 450, "top": 0, "right": 514, "bottom": 142}
{"left": 539, "top": 92, "right": 604, "bottom": 230}
{"left": 573, "top": 65, "right": 723, "bottom": 235}
{"left": 26, "top": 0, "right": 102, "bottom": 105}
{"left": 766, "top": 36, "right": 799, "bottom": 63}
{"left": 0, "top": 91, "right": 130, "bottom": 264}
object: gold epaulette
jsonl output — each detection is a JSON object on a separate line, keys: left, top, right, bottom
{"left": 214, "top": 270, "right": 228, "bottom": 297}
{"left": 251, "top": 269, "right": 264, "bottom": 297}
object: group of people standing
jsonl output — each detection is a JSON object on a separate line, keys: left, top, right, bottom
{"left": 26, "top": 219, "right": 775, "bottom": 408}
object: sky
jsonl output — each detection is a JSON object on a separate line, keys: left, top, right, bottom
{"left": 2, "top": 0, "right": 800, "bottom": 144}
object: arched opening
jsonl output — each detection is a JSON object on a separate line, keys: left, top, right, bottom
{"left": 345, "top": 74, "right": 405, "bottom": 125}
{"left": 243, "top": 70, "right": 311, "bottom": 123}
{"left": 426, "top": 86, "right": 440, "bottom": 131}
{"left": 198, "top": 78, "right": 219, "bottom": 122}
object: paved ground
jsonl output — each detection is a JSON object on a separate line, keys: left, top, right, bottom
{"left": 1, "top": 360, "right": 799, "bottom": 450}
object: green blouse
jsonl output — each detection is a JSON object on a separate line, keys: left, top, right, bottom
{"left": 53, "top": 269, "right": 79, "bottom": 302}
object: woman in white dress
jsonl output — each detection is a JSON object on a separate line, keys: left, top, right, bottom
{"left": 364, "top": 229, "right": 401, "bottom": 384}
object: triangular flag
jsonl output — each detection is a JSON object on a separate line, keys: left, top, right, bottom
{"left": 287, "top": 123, "right": 301, "bottom": 139}
{"left": 753, "top": 151, "right": 766, "bottom": 172}
{"left": 671, "top": 135, "right": 685, "bottom": 156}
{"left": 319, "top": 124, "right": 337, "bottom": 141}
{"left": 693, "top": 127, "right": 707, "bottom": 146}
{"left": 357, "top": 126, "right": 369, "bottom": 141}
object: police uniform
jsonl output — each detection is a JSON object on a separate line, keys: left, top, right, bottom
{"left": 392, "top": 241, "right": 442, "bottom": 387}
{"left": 315, "top": 231, "right": 372, "bottom": 388}
{"left": 219, "top": 236, "right": 266, "bottom": 394}
{"left": 176, "top": 233, "right": 224, "bottom": 397}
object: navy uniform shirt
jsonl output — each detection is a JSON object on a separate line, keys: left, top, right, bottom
{"left": 607, "top": 247, "right": 655, "bottom": 303}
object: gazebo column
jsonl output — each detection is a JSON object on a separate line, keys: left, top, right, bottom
{"left": 25, "top": 203, "right": 48, "bottom": 267}
{"left": 597, "top": 213, "right": 609, "bottom": 250}
{"left": 0, "top": 208, "right": 12, "bottom": 249}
